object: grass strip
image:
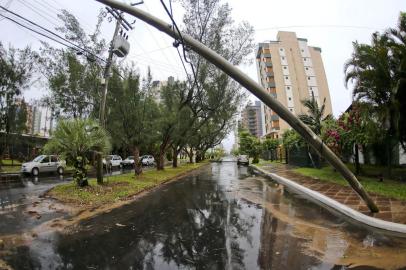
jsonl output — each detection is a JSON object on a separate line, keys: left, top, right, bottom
{"left": 49, "top": 162, "right": 207, "bottom": 206}
{"left": 294, "top": 166, "right": 406, "bottom": 200}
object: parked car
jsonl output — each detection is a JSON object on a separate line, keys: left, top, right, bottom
{"left": 21, "top": 155, "right": 66, "bottom": 176}
{"left": 141, "top": 155, "right": 155, "bottom": 166}
{"left": 121, "top": 156, "right": 135, "bottom": 167}
{"left": 103, "top": 155, "right": 122, "bottom": 169}
{"left": 237, "top": 155, "right": 249, "bottom": 165}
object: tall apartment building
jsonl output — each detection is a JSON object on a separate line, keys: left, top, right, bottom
{"left": 256, "top": 31, "right": 333, "bottom": 139}
{"left": 240, "top": 101, "right": 264, "bottom": 138}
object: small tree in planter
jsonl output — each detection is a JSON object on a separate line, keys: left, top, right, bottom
{"left": 44, "top": 119, "right": 111, "bottom": 187}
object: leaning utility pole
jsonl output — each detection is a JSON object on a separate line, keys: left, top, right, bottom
{"left": 96, "top": 7, "right": 133, "bottom": 184}
{"left": 94, "top": 0, "right": 379, "bottom": 213}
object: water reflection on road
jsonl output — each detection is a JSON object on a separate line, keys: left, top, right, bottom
{"left": 2, "top": 162, "right": 406, "bottom": 269}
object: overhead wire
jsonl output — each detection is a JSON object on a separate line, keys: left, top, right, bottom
{"left": 0, "top": 13, "right": 85, "bottom": 53}
{"left": 0, "top": 5, "right": 106, "bottom": 64}
{"left": 15, "top": 0, "right": 60, "bottom": 28}
{"left": 159, "top": 0, "right": 198, "bottom": 86}
{"left": 0, "top": 7, "right": 124, "bottom": 79}
{"left": 159, "top": 0, "right": 203, "bottom": 106}
{"left": 142, "top": 2, "right": 181, "bottom": 70}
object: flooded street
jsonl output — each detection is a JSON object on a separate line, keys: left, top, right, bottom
{"left": 1, "top": 162, "right": 406, "bottom": 269}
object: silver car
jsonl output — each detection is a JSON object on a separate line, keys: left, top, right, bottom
{"left": 21, "top": 155, "right": 66, "bottom": 176}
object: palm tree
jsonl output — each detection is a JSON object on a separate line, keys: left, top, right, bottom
{"left": 344, "top": 26, "right": 403, "bottom": 176}
{"left": 298, "top": 93, "right": 333, "bottom": 135}
{"left": 44, "top": 119, "right": 111, "bottom": 187}
{"left": 386, "top": 12, "right": 406, "bottom": 151}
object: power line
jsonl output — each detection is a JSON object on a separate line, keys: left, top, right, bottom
{"left": 15, "top": 0, "right": 59, "bottom": 28}
{"left": 0, "top": 5, "right": 106, "bottom": 64}
{"left": 159, "top": 0, "right": 201, "bottom": 98}
{"left": 0, "top": 13, "right": 83, "bottom": 52}
{"left": 142, "top": 2, "right": 180, "bottom": 70}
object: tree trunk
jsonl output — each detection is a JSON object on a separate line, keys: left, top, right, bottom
{"left": 157, "top": 143, "right": 166, "bottom": 171}
{"left": 354, "top": 143, "right": 360, "bottom": 175}
{"left": 172, "top": 147, "right": 179, "bottom": 168}
{"left": 188, "top": 149, "right": 194, "bottom": 164}
{"left": 387, "top": 137, "right": 393, "bottom": 178}
{"left": 96, "top": 152, "right": 103, "bottom": 184}
{"left": 133, "top": 145, "right": 142, "bottom": 175}
{"left": 157, "top": 150, "right": 165, "bottom": 170}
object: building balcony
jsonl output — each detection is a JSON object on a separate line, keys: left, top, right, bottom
{"left": 271, "top": 114, "right": 279, "bottom": 121}
{"left": 262, "top": 53, "right": 272, "bottom": 58}
{"left": 267, "top": 82, "right": 275, "bottom": 88}
{"left": 266, "top": 72, "right": 274, "bottom": 77}
{"left": 265, "top": 62, "right": 273, "bottom": 67}
{"left": 270, "top": 93, "right": 277, "bottom": 99}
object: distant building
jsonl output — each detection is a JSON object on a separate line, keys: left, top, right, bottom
{"left": 256, "top": 31, "right": 333, "bottom": 139}
{"left": 241, "top": 101, "right": 264, "bottom": 138}
{"left": 151, "top": 76, "right": 176, "bottom": 103}
{"left": 29, "top": 105, "right": 56, "bottom": 138}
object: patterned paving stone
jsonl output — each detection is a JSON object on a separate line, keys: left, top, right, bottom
{"left": 260, "top": 163, "right": 406, "bottom": 224}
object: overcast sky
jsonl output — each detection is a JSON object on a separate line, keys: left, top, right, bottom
{"left": 0, "top": 0, "right": 404, "bottom": 150}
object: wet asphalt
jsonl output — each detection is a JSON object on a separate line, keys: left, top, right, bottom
{"left": 1, "top": 160, "right": 406, "bottom": 270}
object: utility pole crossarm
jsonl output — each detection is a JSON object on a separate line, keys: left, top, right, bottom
{"left": 94, "top": 0, "right": 379, "bottom": 213}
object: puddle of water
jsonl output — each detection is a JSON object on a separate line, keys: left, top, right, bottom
{"left": 1, "top": 162, "right": 406, "bottom": 270}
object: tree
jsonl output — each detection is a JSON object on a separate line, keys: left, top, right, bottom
{"left": 106, "top": 66, "right": 160, "bottom": 175}
{"left": 43, "top": 119, "right": 110, "bottom": 187}
{"left": 262, "top": 138, "right": 279, "bottom": 161}
{"left": 344, "top": 20, "right": 404, "bottom": 176}
{"left": 281, "top": 129, "right": 303, "bottom": 150}
{"left": 0, "top": 43, "right": 36, "bottom": 169}
{"left": 386, "top": 12, "right": 406, "bottom": 151}
{"left": 39, "top": 9, "right": 107, "bottom": 119}
{"left": 238, "top": 130, "right": 261, "bottom": 163}
{"left": 298, "top": 93, "right": 333, "bottom": 135}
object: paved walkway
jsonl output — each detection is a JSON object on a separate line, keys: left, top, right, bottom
{"left": 259, "top": 163, "right": 406, "bottom": 225}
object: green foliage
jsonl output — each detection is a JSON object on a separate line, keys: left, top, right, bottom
{"left": 238, "top": 129, "right": 261, "bottom": 163}
{"left": 49, "top": 162, "right": 206, "bottom": 206}
{"left": 344, "top": 12, "right": 406, "bottom": 173}
{"left": 39, "top": 9, "right": 107, "bottom": 118}
{"left": 43, "top": 119, "right": 111, "bottom": 186}
{"left": 0, "top": 44, "right": 35, "bottom": 134}
{"left": 106, "top": 66, "right": 160, "bottom": 167}
{"left": 298, "top": 93, "right": 333, "bottom": 135}
{"left": 282, "top": 129, "right": 303, "bottom": 149}
{"left": 294, "top": 166, "right": 406, "bottom": 200}
{"left": 262, "top": 138, "right": 279, "bottom": 152}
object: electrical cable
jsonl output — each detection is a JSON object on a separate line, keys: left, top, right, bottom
{"left": 159, "top": 0, "right": 200, "bottom": 92}
{"left": 0, "top": 5, "right": 106, "bottom": 64}
{"left": 0, "top": 13, "right": 85, "bottom": 53}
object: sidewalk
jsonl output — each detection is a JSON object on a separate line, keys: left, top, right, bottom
{"left": 258, "top": 163, "right": 406, "bottom": 225}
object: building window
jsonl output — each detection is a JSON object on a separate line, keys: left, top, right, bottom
{"left": 288, "top": 97, "right": 292, "bottom": 100}
{"left": 304, "top": 58, "right": 307, "bottom": 61}
{"left": 289, "top": 108, "right": 293, "bottom": 112}
{"left": 310, "top": 87, "right": 313, "bottom": 90}
{"left": 305, "top": 67, "right": 309, "bottom": 70}
{"left": 285, "top": 76, "right": 288, "bottom": 80}
{"left": 283, "top": 66, "right": 287, "bottom": 69}
{"left": 282, "top": 56, "right": 285, "bottom": 60}
{"left": 287, "top": 86, "right": 290, "bottom": 90}
{"left": 308, "top": 77, "right": 310, "bottom": 80}
{"left": 301, "top": 49, "right": 304, "bottom": 52}
{"left": 280, "top": 48, "right": 283, "bottom": 51}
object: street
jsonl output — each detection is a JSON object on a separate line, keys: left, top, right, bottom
{"left": 1, "top": 161, "right": 406, "bottom": 269}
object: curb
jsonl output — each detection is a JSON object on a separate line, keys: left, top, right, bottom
{"left": 251, "top": 164, "right": 406, "bottom": 235}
